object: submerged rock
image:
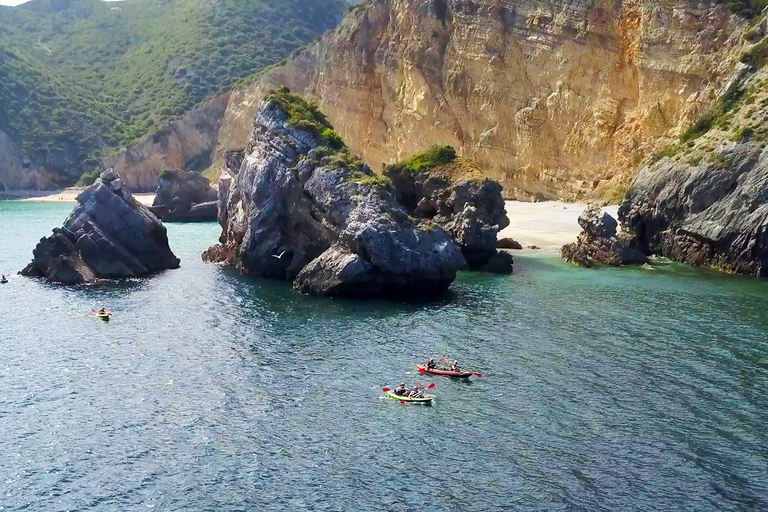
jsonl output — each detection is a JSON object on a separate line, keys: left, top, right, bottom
{"left": 148, "top": 169, "right": 217, "bottom": 222}
{"left": 383, "top": 145, "right": 512, "bottom": 273}
{"left": 204, "top": 88, "right": 465, "bottom": 297}
{"left": 561, "top": 206, "right": 647, "bottom": 268}
{"left": 620, "top": 143, "right": 768, "bottom": 277}
{"left": 21, "top": 169, "right": 180, "bottom": 284}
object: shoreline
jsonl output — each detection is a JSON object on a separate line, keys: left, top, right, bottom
{"left": 2, "top": 192, "right": 614, "bottom": 248}
{"left": 1, "top": 188, "right": 155, "bottom": 206}
{"left": 500, "top": 201, "right": 619, "bottom": 251}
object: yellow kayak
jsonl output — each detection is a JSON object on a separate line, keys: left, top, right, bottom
{"left": 385, "top": 390, "right": 433, "bottom": 403}
{"left": 96, "top": 313, "right": 111, "bottom": 321}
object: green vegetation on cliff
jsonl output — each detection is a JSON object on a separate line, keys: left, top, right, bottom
{"left": 385, "top": 145, "right": 485, "bottom": 183}
{"left": 265, "top": 86, "right": 347, "bottom": 150}
{"left": 0, "top": 0, "right": 346, "bottom": 186}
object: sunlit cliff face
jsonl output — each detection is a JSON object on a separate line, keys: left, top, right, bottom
{"left": 216, "top": 0, "right": 749, "bottom": 200}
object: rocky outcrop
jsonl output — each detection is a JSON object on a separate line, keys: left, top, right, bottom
{"left": 561, "top": 206, "right": 647, "bottom": 267}
{"left": 148, "top": 169, "right": 217, "bottom": 222}
{"left": 619, "top": 142, "right": 768, "bottom": 276}
{"left": 214, "top": 0, "right": 750, "bottom": 200}
{"left": 497, "top": 238, "right": 523, "bottom": 250}
{"left": 383, "top": 145, "right": 512, "bottom": 272}
{"left": 21, "top": 169, "right": 180, "bottom": 284}
{"left": 102, "top": 93, "right": 230, "bottom": 192}
{"left": 203, "top": 90, "right": 466, "bottom": 297}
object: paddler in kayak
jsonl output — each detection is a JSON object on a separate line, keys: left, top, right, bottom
{"left": 450, "top": 360, "right": 461, "bottom": 372}
{"left": 394, "top": 383, "right": 408, "bottom": 396}
{"left": 98, "top": 307, "right": 107, "bottom": 315}
{"left": 0, "top": 274, "right": 7, "bottom": 283}
{"left": 408, "top": 386, "right": 424, "bottom": 398}
{"left": 426, "top": 359, "right": 437, "bottom": 370}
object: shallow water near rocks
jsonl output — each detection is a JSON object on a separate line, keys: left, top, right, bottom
{"left": 1, "top": 201, "right": 767, "bottom": 511}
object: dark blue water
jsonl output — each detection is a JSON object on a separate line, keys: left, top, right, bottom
{"left": 1, "top": 201, "right": 767, "bottom": 511}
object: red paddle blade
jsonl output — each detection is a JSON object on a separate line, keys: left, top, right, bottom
{"left": 473, "top": 372, "right": 482, "bottom": 378}
{"left": 427, "top": 383, "right": 435, "bottom": 389}
{"left": 400, "top": 401, "right": 405, "bottom": 404}
{"left": 382, "top": 388, "right": 390, "bottom": 392}
{"left": 439, "top": 358, "right": 445, "bottom": 362}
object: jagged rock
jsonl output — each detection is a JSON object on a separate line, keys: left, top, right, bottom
{"left": 21, "top": 169, "right": 180, "bottom": 284}
{"left": 204, "top": 91, "right": 466, "bottom": 297}
{"left": 620, "top": 143, "right": 768, "bottom": 277}
{"left": 383, "top": 145, "right": 511, "bottom": 272}
{"left": 224, "top": 150, "right": 244, "bottom": 175}
{"left": 497, "top": 237, "right": 523, "bottom": 250}
{"left": 561, "top": 206, "right": 647, "bottom": 268}
{"left": 149, "top": 169, "right": 217, "bottom": 222}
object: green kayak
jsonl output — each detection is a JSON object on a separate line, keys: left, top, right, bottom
{"left": 385, "top": 390, "right": 433, "bottom": 403}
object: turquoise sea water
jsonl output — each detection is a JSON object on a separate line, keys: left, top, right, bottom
{"left": 1, "top": 201, "right": 767, "bottom": 511}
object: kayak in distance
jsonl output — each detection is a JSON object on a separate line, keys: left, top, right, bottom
{"left": 415, "top": 364, "right": 472, "bottom": 378}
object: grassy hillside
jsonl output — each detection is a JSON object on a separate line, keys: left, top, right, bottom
{"left": 0, "top": 0, "right": 346, "bottom": 186}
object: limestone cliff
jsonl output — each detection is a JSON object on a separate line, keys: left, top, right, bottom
{"left": 212, "top": 0, "right": 751, "bottom": 200}
{"left": 102, "top": 93, "right": 230, "bottom": 192}
{"left": 619, "top": 21, "right": 768, "bottom": 277}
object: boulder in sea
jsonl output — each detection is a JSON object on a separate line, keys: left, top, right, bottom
{"left": 561, "top": 206, "right": 647, "bottom": 268}
{"left": 147, "top": 169, "right": 218, "bottom": 222}
{"left": 383, "top": 145, "right": 513, "bottom": 273}
{"left": 21, "top": 169, "right": 180, "bottom": 284}
{"left": 203, "top": 87, "right": 466, "bottom": 297}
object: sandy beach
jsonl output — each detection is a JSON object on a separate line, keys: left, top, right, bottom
{"left": 500, "top": 201, "right": 619, "bottom": 251}
{"left": 1, "top": 188, "right": 155, "bottom": 206}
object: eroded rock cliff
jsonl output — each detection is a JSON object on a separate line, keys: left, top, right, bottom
{"left": 618, "top": 21, "right": 768, "bottom": 277}
{"left": 102, "top": 93, "right": 230, "bottom": 192}
{"left": 214, "top": 0, "right": 750, "bottom": 200}
{"left": 204, "top": 89, "right": 467, "bottom": 297}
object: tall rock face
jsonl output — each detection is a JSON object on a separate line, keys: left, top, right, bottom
{"left": 619, "top": 143, "right": 768, "bottom": 277}
{"left": 204, "top": 90, "right": 467, "bottom": 297}
{"left": 619, "top": 23, "right": 768, "bottom": 278}
{"left": 21, "top": 170, "right": 180, "bottom": 284}
{"left": 214, "top": 0, "right": 749, "bottom": 200}
{"left": 101, "top": 93, "right": 230, "bottom": 192}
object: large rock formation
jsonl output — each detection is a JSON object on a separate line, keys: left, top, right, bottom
{"left": 102, "top": 94, "right": 231, "bottom": 192}
{"left": 213, "top": 0, "right": 750, "bottom": 200}
{"left": 619, "top": 143, "right": 768, "bottom": 276}
{"left": 617, "top": 23, "right": 768, "bottom": 278}
{"left": 561, "top": 206, "right": 647, "bottom": 267}
{"left": 148, "top": 169, "right": 218, "bottom": 222}
{"left": 21, "top": 169, "right": 180, "bottom": 284}
{"left": 203, "top": 89, "right": 466, "bottom": 297}
{"left": 383, "top": 145, "right": 512, "bottom": 272}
